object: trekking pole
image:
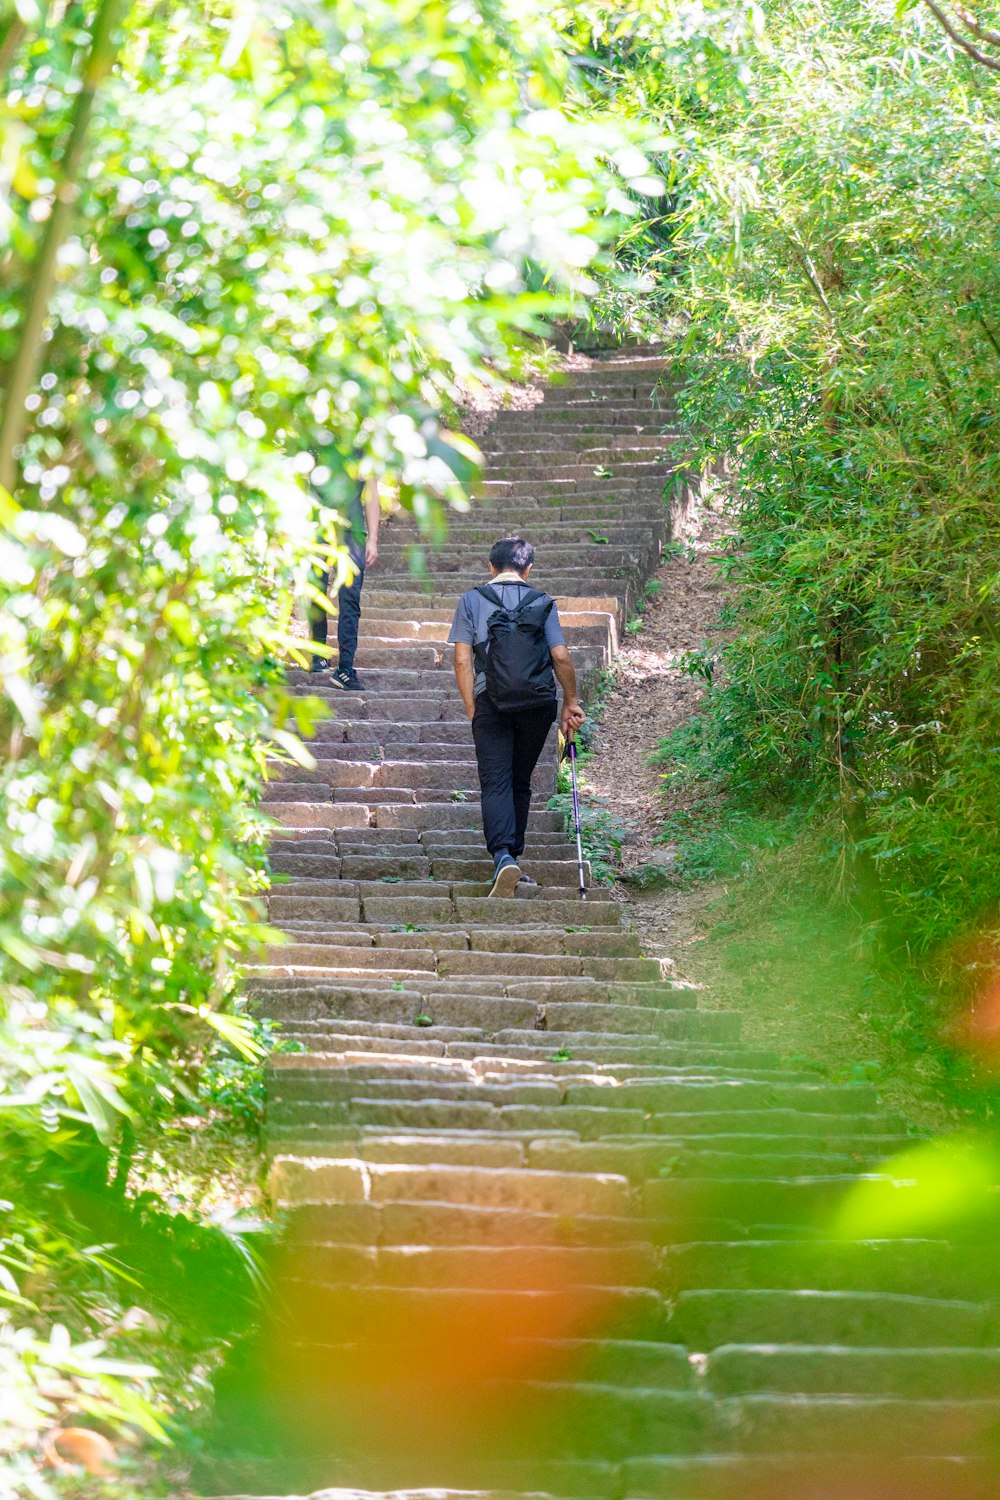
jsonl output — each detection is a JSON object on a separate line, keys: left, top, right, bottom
{"left": 567, "top": 736, "right": 587, "bottom": 901}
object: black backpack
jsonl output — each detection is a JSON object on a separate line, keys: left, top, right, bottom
{"left": 474, "top": 584, "right": 557, "bottom": 713}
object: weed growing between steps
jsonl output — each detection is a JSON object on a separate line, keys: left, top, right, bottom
{"left": 624, "top": 575, "right": 663, "bottom": 637}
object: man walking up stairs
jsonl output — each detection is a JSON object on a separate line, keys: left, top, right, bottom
{"left": 449, "top": 535, "right": 586, "bottom": 896}
{"left": 199, "top": 350, "right": 1000, "bottom": 1500}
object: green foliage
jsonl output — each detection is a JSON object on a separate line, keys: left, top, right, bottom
{"left": 651, "top": 718, "right": 797, "bottom": 882}
{"left": 596, "top": 0, "right": 1000, "bottom": 961}
{"left": 0, "top": 0, "right": 670, "bottom": 1482}
{"left": 200, "top": 1019, "right": 303, "bottom": 1136}
{"left": 834, "top": 1134, "right": 1000, "bottom": 1241}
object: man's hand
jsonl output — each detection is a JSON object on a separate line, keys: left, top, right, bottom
{"left": 363, "top": 478, "right": 380, "bottom": 569}
{"left": 561, "top": 699, "right": 586, "bottom": 737}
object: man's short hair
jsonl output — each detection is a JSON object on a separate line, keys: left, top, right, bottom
{"left": 489, "top": 536, "right": 535, "bottom": 574}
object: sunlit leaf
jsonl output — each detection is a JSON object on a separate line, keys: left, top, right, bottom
{"left": 834, "top": 1135, "right": 1000, "bottom": 1240}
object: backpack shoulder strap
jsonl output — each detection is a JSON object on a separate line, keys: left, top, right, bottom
{"left": 514, "top": 588, "right": 553, "bottom": 614}
{"left": 474, "top": 584, "right": 504, "bottom": 608}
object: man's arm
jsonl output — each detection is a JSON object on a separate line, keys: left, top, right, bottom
{"left": 453, "top": 642, "right": 476, "bottom": 721}
{"left": 363, "top": 478, "right": 380, "bottom": 568}
{"left": 551, "top": 645, "right": 585, "bottom": 736}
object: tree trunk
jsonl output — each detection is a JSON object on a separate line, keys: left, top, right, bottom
{"left": 0, "top": 15, "right": 26, "bottom": 80}
{"left": 0, "top": 0, "right": 122, "bottom": 495}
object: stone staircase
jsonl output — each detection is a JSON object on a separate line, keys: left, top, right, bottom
{"left": 201, "top": 352, "right": 1000, "bottom": 1500}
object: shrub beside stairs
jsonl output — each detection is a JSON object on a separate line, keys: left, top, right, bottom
{"left": 199, "top": 352, "right": 1000, "bottom": 1500}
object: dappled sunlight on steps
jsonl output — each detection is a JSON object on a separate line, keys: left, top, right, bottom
{"left": 198, "top": 351, "right": 1000, "bottom": 1500}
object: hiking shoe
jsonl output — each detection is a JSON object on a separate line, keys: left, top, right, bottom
{"left": 489, "top": 853, "right": 521, "bottom": 898}
{"left": 330, "top": 666, "right": 363, "bottom": 692}
{"left": 517, "top": 873, "right": 538, "bottom": 888}
{"left": 309, "top": 655, "right": 327, "bottom": 673}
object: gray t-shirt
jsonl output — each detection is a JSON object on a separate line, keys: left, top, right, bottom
{"left": 448, "top": 577, "right": 566, "bottom": 696}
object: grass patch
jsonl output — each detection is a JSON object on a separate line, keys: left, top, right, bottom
{"left": 651, "top": 715, "right": 1000, "bottom": 1128}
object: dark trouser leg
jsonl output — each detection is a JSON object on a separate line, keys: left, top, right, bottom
{"left": 510, "top": 701, "right": 558, "bottom": 858}
{"left": 336, "top": 540, "right": 365, "bottom": 671}
{"left": 471, "top": 695, "right": 517, "bottom": 857}
{"left": 308, "top": 567, "right": 330, "bottom": 648}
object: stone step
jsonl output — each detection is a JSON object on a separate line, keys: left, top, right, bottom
{"left": 331, "top": 621, "right": 611, "bottom": 649}
{"left": 379, "top": 540, "right": 654, "bottom": 566}
{"left": 405, "top": 488, "right": 666, "bottom": 510}
{"left": 271, "top": 1156, "right": 634, "bottom": 1215}
{"left": 718, "top": 1394, "right": 1000, "bottom": 1455}
{"left": 199, "top": 1461, "right": 618, "bottom": 1499}
{"left": 273, "top": 929, "right": 641, "bottom": 961}
{"left": 362, "top": 590, "right": 620, "bottom": 615}
{"left": 283, "top": 1332, "right": 696, "bottom": 1383}
{"left": 273, "top": 1127, "right": 827, "bottom": 1171}
{"left": 480, "top": 434, "right": 675, "bottom": 454}
{"left": 270, "top": 829, "right": 578, "bottom": 850}
{"left": 268, "top": 759, "right": 557, "bottom": 793}
{"left": 253, "top": 973, "right": 684, "bottom": 1002}
{"left": 298, "top": 664, "right": 596, "bottom": 693}
{"left": 384, "top": 506, "right": 665, "bottom": 531}
{"left": 478, "top": 453, "right": 675, "bottom": 476}
{"left": 269, "top": 1068, "right": 869, "bottom": 1116}
{"left": 669, "top": 1289, "right": 1000, "bottom": 1347}
{"left": 269, "top": 1049, "right": 804, "bottom": 1080}
{"left": 280, "top": 1198, "right": 647, "bottom": 1250}
{"left": 272, "top": 1029, "right": 767, "bottom": 1070}
{"left": 267, "top": 1079, "right": 876, "bottom": 1127}
{"left": 661, "top": 1238, "right": 1000, "bottom": 1299}
{"left": 255, "top": 973, "right": 680, "bottom": 1007}
{"left": 282, "top": 923, "right": 636, "bottom": 952}
{"left": 265, "top": 781, "right": 559, "bottom": 808}
{"left": 489, "top": 410, "right": 674, "bottom": 429}
{"left": 543, "top": 384, "right": 669, "bottom": 402}
{"left": 258, "top": 988, "right": 539, "bottom": 1030}
{"left": 267, "top": 1060, "right": 822, "bottom": 1108}
{"left": 266, "top": 893, "right": 618, "bottom": 927}
{"left": 706, "top": 1344, "right": 1000, "bottom": 1397}
{"left": 475, "top": 476, "right": 664, "bottom": 498}
{"left": 375, "top": 551, "right": 646, "bottom": 577}
{"left": 269, "top": 856, "right": 594, "bottom": 886}
{"left": 353, "top": 608, "right": 614, "bottom": 632}
{"left": 259, "top": 942, "right": 662, "bottom": 980}
{"left": 376, "top": 534, "right": 660, "bottom": 563}
{"left": 622, "top": 1453, "right": 1000, "bottom": 1500}
{"left": 272, "top": 1281, "right": 671, "bottom": 1349}
{"left": 269, "top": 1093, "right": 814, "bottom": 1143}
{"left": 483, "top": 431, "right": 676, "bottom": 451}
{"left": 265, "top": 804, "right": 566, "bottom": 833}
{"left": 269, "top": 1096, "right": 893, "bottom": 1144}
{"left": 541, "top": 381, "right": 671, "bottom": 397}
{"left": 267, "top": 879, "right": 592, "bottom": 903}
{"left": 274, "top": 743, "right": 482, "bottom": 765}
{"left": 205, "top": 1452, "right": 1000, "bottom": 1500}
{"left": 508, "top": 1138, "right": 911, "bottom": 1180}
{"left": 364, "top": 574, "right": 642, "bottom": 603}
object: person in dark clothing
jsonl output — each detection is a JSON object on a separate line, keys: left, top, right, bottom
{"left": 449, "top": 537, "right": 585, "bottom": 897}
{"left": 309, "top": 476, "right": 381, "bottom": 690}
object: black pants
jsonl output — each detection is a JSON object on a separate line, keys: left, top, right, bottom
{"left": 309, "top": 539, "right": 365, "bottom": 670}
{"left": 471, "top": 694, "right": 558, "bottom": 859}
